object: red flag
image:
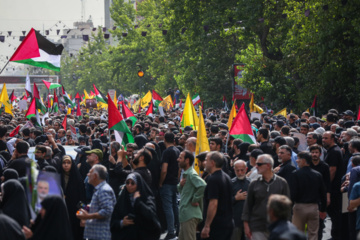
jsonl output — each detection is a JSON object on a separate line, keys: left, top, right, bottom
{"left": 62, "top": 115, "right": 67, "bottom": 130}
{"left": 179, "top": 99, "right": 183, "bottom": 108}
{"left": 9, "top": 126, "right": 20, "bottom": 137}
{"left": 146, "top": 100, "right": 154, "bottom": 116}
{"left": 357, "top": 105, "right": 360, "bottom": 121}
{"left": 173, "top": 97, "right": 176, "bottom": 106}
{"left": 33, "top": 83, "right": 40, "bottom": 99}
{"left": 76, "top": 102, "right": 82, "bottom": 118}
{"left": 9, "top": 90, "right": 16, "bottom": 103}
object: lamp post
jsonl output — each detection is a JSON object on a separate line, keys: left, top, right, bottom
{"left": 137, "top": 65, "right": 144, "bottom": 97}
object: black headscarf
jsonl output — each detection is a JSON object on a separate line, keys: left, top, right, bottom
{"left": 110, "top": 172, "right": 160, "bottom": 240}
{"left": 0, "top": 179, "right": 30, "bottom": 227}
{"left": 238, "top": 142, "right": 250, "bottom": 161}
{"left": 30, "top": 195, "right": 73, "bottom": 240}
{"left": 0, "top": 213, "right": 25, "bottom": 240}
{"left": 60, "top": 156, "right": 86, "bottom": 240}
{"left": 2, "top": 169, "right": 19, "bottom": 183}
{"left": 92, "top": 139, "right": 102, "bottom": 150}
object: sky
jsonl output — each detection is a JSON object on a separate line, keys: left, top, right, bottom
{"left": 0, "top": 0, "right": 106, "bottom": 72}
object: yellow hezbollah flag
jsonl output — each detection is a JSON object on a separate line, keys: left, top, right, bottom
{"left": 227, "top": 103, "right": 237, "bottom": 129}
{"left": 305, "top": 108, "right": 310, "bottom": 113}
{"left": 132, "top": 98, "right": 141, "bottom": 113}
{"left": 159, "top": 95, "right": 173, "bottom": 111}
{"left": 113, "top": 91, "right": 117, "bottom": 108}
{"left": 275, "top": 108, "right": 287, "bottom": 117}
{"left": 141, "top": 91, "right": 152, "bottom": 108}
{"left": 249, "top": 94, "right": 263, "bottom": 113}
{"left": 0, "top": 83, "right": 13, "bottom": 115}
{"left": 180, "top": 93, "right": 199, "bottom": 130}
{"left": 195, "top": 106, "right": 210, "bottom": 174}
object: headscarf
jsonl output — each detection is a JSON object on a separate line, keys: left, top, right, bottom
{"left": 31, "top": 195, "right": 73, "bottom": 240}
{"left": 0, "top": 179, "right": 30, "bottom": 227}
{"left": 2, "top": 169, "right": 19, "bottom": 183}
{"left": 0, "top": 213, "right": 25, "bottom": 240}
{"left": 238, "top": 142, "right": 250, "bottom": 161}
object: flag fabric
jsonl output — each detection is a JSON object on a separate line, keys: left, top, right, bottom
{"left": 159, "top": 95, "right": 173, "bottom": 111}
{"left": 229, "top": 103, "right": 256, "bottom": 144}
{"left": 70, "top": 125, "right": 78, "bottom": 143}
{"left": 53, "top": 91, "right": 59, "bottom": 113}
{"left": 46, "top": 94, "right": 52, "bottom": 113}
{"left": 61, "top": 86, "right": 75, "bottom": 108}
{"left": 132, "top": 98, "right": 141, "bottom": 113}
{"left": 146, "top": 100, "right": 154, "bottom": 116}
{"left": 0, "top": 83, "right": 13, "bottom": 115}
{"left": 249, "top": 93, "right": 264, "bottom": 113}
{"left": 62, "top": 115, "right": 67, "bottom": 130}
{"left": 152, "top": 90, "right": 163, "bottom": 108}
{"left": 93, "top": 84, "right": 107, "bottom": 104}
{"left": 25, "top": 97, "right": 37, "bottom": 119}
{"left": 141, "top": 91, "right": 152, "bottom": 108}
{"left": 310, "top": 95, "right": 317, "bottom": 116}
{"left": 76, "top": 102, "right": 82, "bottom": 120}
{"left": 179, "top": 99, "right": 183, "bottom": 108}
{"left": 113, "top": 91, "right": 117, "bottom": 108}
{"left": 42, "top": 80, "right": 61, "bottom": 90}
{"left": 9, "top": 28, "right": 64, "bottom": 71}
{"left": 223, "top": 95, "right": 228, "bottom": 111}
{"left": 181, "top": 93, "right": 199, "bottom": 130}
{"left": 33, "top": 83, "right": 46, "bottom": 113}
{"left": 107, "top": 93, "right": 134, "bottom": 147}
{"left": 9, "top": 125, "right": 20, "bottom": 137}
{"left": 357, "top": 105, "right": 360, "bottom": 121}
{"left": 25, "top": 73, "right": 32, "bottom": 97}
{"left": 192, "top": 93, "right": 201, "bottom": 106}
{"left": 227, "top": 102, "right": 237, "bottom": 129}
{"left": 274, "top": 108, "right": 287, "bottom": 117}
{"left": 195, "top": 106, "right": 210, "bottom": 174}
{"left": 121, "top": 101, "right": 137, "bottom": 126}
{"left": 90, "top": 91, "right": 95, "bottom": 97}
{"left": 9, "top": 90, "right": 17, "bottom": 103}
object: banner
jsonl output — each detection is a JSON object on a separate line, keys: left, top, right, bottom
{"left": 233, "top": 64, "right": 250, "bottom": 100}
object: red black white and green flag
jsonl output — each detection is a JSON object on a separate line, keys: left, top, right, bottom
{"left": 93, "top": 84, "right": 108, "bottom": 104}
{"left": 229, "top": 103, "right": 256, "bottom": 144}
{"left": 33, "top": 83, "right": 47, "bottom": 113}
{"left": 42, "top": 80, "right": 62, "bottom": 90}
{"left": 61, "top": 86, "right": 75, "bottom": 108}
{"left": 9, "top": 28, "right": 64, "bottom": 72}
{"left": 146, "top": 100, "right": 154, "bottom": 116}
{"left": 107, "top": 94, "right": 134, "bottom": 147}
{"left": 310, "top": 95, "right": 317, "bottom": 116}
{"left": 76, "top": 102, "right": 82, "bottom": 120}
{"left": 152, "top": 90, "right": 163, "bottom": 108}
{"left": 25, "top": 97, "right": 41, "bottom": 126}
{"left": 9, "top": 90, "right": 17, "bottom": 103}
{"left": 53, "top": 90, "right": 59, "bottom": 113}
{"left": 121, "top": 101, "right": 137, "bottom": 127}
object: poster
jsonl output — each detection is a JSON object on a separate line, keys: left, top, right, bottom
{"left": 233, "top": 64, "right": 251, "bottom": 100}
{"left": 86, "top": 99, "right": 97, "bottom": 108}
{"left": 35, "top": 171, "right": 62, "bottom": 213}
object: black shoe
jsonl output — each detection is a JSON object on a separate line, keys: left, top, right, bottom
{"left": 164, "top": 232, "right": 177, "bottom": 240}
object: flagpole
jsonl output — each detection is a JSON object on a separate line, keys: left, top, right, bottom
{"left": 0, "top": 60, "right": 10, "bottom": 75}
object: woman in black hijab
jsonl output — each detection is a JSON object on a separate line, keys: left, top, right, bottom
{"left": 60, "top": 155, "right": 86, "bottom": 240}
{"left": 110, "top": 172, "right": 161, "bottom": 240}
{"left": 238, "top": 142, "right": 251, "bottom": 161}
{"left": 1, "top": 169, "right": 19, "bottom": 183}
{"left": 30, "top": 195, "right": 73, "bottom": 240}
{"left": 0, "top": 179, "right": 30, "bottom": 228}
{"left": 0, "top": 214, "right": 25, "bottom": 240}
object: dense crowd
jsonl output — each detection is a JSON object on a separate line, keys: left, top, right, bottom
{"left": 0, "top": 106, "right": 359, "bottom": 240}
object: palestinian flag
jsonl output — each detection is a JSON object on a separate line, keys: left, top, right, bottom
{"left": 146, "top": 100, "right": 154, "bottom": 116}
{"left": 25, "top": 97, "right": 41, "bottom": 127}
{"left": 42, "top": 80, "right": 62, "bottom": 90}
{"left": 74, "top": 92, "right": 81, "bottom": 105}
{"left": 9, "top": 90, "right": 17, "bottom": 103}
{"left": 62, "top": 115, "right": 67, "bottom": 130}
{"left": 192, "top": 93, "right": 201, "bottom": 106}
{"left": 25, "top": 73, "right": 32, "bottom": 98}
{"left": 107, "top": 93, "right": 134, "bottom": 147}
{"left": 61, "top": 86, "right": 75, "bottom": 108}
{"left": 76, "top": 102, "right": 82, "bottom": 120}
{"left": 121, "top": 101, "right": 137, "bottom": 127}
{"left": 223, "top": 95, "right": 228, "bottom": 111}
{"left": 310, "top": 95, "right": 317, "bottom": 116}
{"left": 33, "top": 83, "right": 47, "bottom": 113}
{"left": 93, "top": 84, "right": 107, "bottom": 104}
{"left": 46, "top": 94, "right": 52, "bottom": 113}
{"left": 229, "top": 103, "right": 256, "bottom": 144}
{"left": 53, "top": 90, "right": 59, "bottom": 113}
{"left": 9, "top": 28, "right": 64, "bottom": 72}
{"left": 152, "top": 90, "right": 163, "bottom": 108}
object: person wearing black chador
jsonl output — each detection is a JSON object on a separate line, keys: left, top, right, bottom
{"left": 0, "top": 179, "right": 30, "bottom": 228}
{"left": 30, "top": 195, "right": 73, "bottom": 240}
{"left": 60, "top": 155, "right": 86, "bottom": 240}
{"left": 110, "top": 172, "right": 161, "bottom": 240}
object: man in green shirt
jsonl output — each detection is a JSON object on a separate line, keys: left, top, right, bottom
{"left": 177, "top": 150, "right": 207, "bottom": 240}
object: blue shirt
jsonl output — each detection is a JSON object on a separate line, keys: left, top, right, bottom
{"left": 350, "top": 182, "right": 360, "bottom": 230}
{"left": 84, "top": 181, "right": 116, "bottom": 240}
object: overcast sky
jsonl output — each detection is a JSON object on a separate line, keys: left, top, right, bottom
{"left": 0, "top": 0, "right": 106, "bottom": 70}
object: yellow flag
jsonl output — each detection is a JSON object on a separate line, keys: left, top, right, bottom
{"left": 132, "top": 98, "right": 141, "bottom": 113}
{"left": 180, "top": 93, "right": 199, "bottom": 130}
{"left": 227, "top": 103, "right": 237, "bottom": 129}
{"left": 195, "top": 106, "right": 210, "bottom": 174}
{"left": 249, "top": 94, "right": 263, "bottom": 113}
{"left": 113, "top": 91, "right": 117, "bottom": 108}
{"left": 305, "top": 108, "right": 310, "bottom": 113}
{"left": 141, "top": 91, "right": 152, "bottom": 108}
{"left": 159, "top": 95, "right": 173, "bottom": 111}
{"left": 0, "top": 84, "right": 12, "bottom": 115}
{"left": 275, "top": 108, "right": 287, "bottom": 117}
{"left": 67, "top": 107, "right": 72, "bottom": 114}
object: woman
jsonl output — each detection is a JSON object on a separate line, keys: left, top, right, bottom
{"left": 0, "top": 179, "right": 30, "bottom": 228}
{"left": 110, "top": 172, "right": 161, "bottom": 240}
{"left": 30, "top": 195, "right": 73, "bottom": 240}
{"left": 0, "top": 214, "right": 25, "bottom": 240}
{"left": 60, "top": 155, "right": 86, "bottom": 240}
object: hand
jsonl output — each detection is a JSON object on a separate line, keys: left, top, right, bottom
{"left": 201, "top": 226, "right": 210, "bottom": 239}
{"left": 80, "top": 220, "right": 86, "bottom": 227}
{"left": 180, "top": 178, "right": 186, "bottom": 187}
{"left": 327, "top": 195, "right": 331, "bottom": 207}
{"left": 22, "top": 226, "right": 33, "bottom": 239}
{"left": 319, "top": 212, "right": 327, "bottom": 220}
{"left": 123, "top": 216, "right": 135, "bottom": 226}
{"left": 117, "top": 145, "right": 127, "bottom": 163}
{"left": 134, "top": 191, "right": 140, "bottom": 199}
{"left": 273, "top": 166, "right": 280, "bottom": 173}
{"left": 235, "top": 189, "right": 247, "bottom": 201}
{"left": 244, "top": 222, "right": 252, "bottom": 239}
{"left": 109, "top": 155, "right": 116, "bottom": 165}
{"left": 76, "top": 209, "right": 90, "bottom": 220}
{"left": 348, "top": 206, "right": 355, "bottom": 212}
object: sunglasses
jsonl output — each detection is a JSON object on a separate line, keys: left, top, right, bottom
{"left": 256, "top": 162, "right": 268, "bottom": 166}
{"left": 126, "top": 181, "right": 136, "bottom": 186}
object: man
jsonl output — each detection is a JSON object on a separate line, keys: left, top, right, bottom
{"left": 274, "top": 120, "right": 284, "bottom": 131}
{"left": 177, "top": 150, "right": 206, "bottom": 240}
{"left": 185, "top": 137, "right": 196, "bottom": 155}
{"left": 159, "top": 132, "right": 180, "bottom": 240}
{"left": 291, "top": 151, "right": 327, "bottom": 240}
{"left": 178, "top": 134, "right": 188, "bottom": 149}
{"left": 274, "top": 145, "right": 296, "bottom": 185}
{"left": 201, "top": 151, "right": 233, "bottom": 239}
{"left": 257, "top": 128, "right": 275, "bottom": 156}
{"left": 21, "top": 128, "right": 35, "bottom": 147}
{"left": 84, "top": 148, "right": 103, "bottom": 203}
{"left": 322, "top": 131, "right": 343, "bottom": 240}
{"left": 309, "top": 144, "right": 331, "bottom": 240}
{"left": 267, "top": 194, "right": 305, "bottom": 240}
{"left": 231, "top": 160, "right": 250, "bottom": 240}
{"left": 53, "top": 121, "right": 61, "bottom": 133}
{"left": 34, "top": 145, "right": 50, "bottom": 170}
{"left": 246, "top": 149, "right": 263, "bottom": 181}
{"left": 77, "top": 164, "right": 116, "bottom": 240}
{"left": 242, "top": 154, "right": 290, "bottom": 240}
{"left": 56, "top": 129, "right": 66, "bottom": 145}
{"left": 306, "top": 132, "right": 326, "bottom": 160}
{"left": 133, "top": 124, "right": 148, "bottom": 149}
{"left": 209, "top": 137, "right": 222, "bottom": 152}
{"left": 300, "top": 124, "right": 310, "bottom": 136}
{"left": 5, "top": 141, "right": 32, "bottom": 177}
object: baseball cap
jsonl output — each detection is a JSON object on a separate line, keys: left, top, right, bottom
{"left": 85, "top": 149, "right": 103, "bottom": 161}
{"left": 343, "top": 110, "right": 354, "bottom": 117}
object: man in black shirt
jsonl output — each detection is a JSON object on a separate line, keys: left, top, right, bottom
{"left": 257, "top": 128, "right": 275, "bottom": 156}
{"left": 201, "top": 151, "right": 233, "bottom": 240}
{"left": 323, "top": 131, "right": 343, "bottom": 240}
{"left": 159, "top": 132, "right": 180, "bottom": 240}
{"left": 291, "top": 151, "right": 327, "bottom": 240}
{"left": 274, "top": 145, "right": 296, "bottom": 185}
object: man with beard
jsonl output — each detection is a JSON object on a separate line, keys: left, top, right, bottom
{"left": 144, "top": 121, "right": 152, "bottom": 137}
{"left": 274, "top": 145, "right": 296, "bottom": 185}
{"left": 306, "top": 132, "right": 326, "bottom": 161}
{"left": 257, "top": 128, "right": 275, "bottom": 156}
{"left": 149, "top": 128, "right": 160, "bottom": 142}
{"left": 34, "top": 145, "right": 50, "bottom": 170}
{"left": 133, "top": 124, "right": 148, "bottom": 149}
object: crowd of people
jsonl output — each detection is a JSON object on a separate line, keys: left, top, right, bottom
{"left": 0, "top": 104, "right": 359, "bottom": 240}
